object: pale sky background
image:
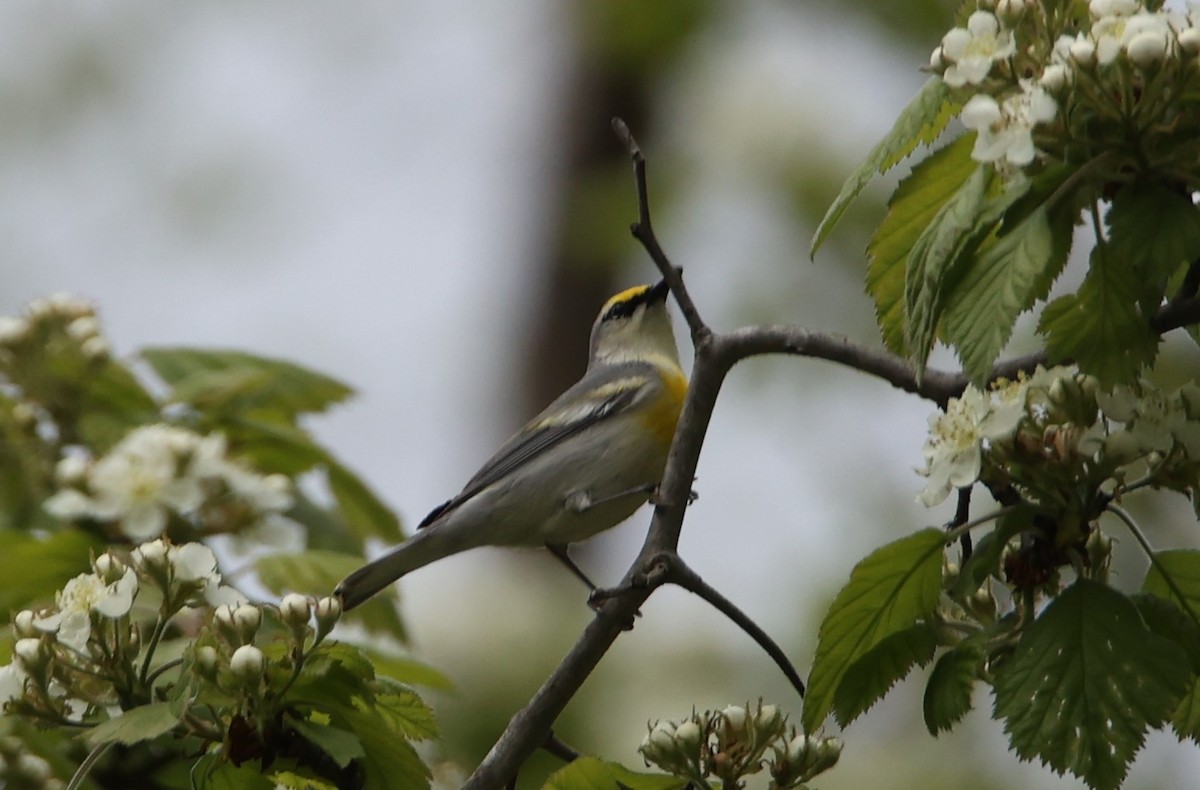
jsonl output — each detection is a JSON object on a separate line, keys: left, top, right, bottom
{"left": 1, "top": 3, "right": 1197, "bottom": 788}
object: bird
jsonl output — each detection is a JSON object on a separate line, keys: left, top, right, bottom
{"left": 334, "top": 279, "right": 687, "bottom": 611}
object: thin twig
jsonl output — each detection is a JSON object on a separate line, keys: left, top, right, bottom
{"left": 664, "top": 553, "right": 806, "bottom": 698}
{"left": 612, "top": 117, "right": 707, "bottom": 342}
{"left": 543, "top": 730, "right": 583, "bottom": 763}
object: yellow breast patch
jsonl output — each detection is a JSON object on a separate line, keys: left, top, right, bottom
{"left": 640, "top": 365, "right": 688, "bottom": 445}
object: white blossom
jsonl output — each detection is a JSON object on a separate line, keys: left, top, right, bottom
{"left": 43, "top": 425, "right": 204, "bottom": 540}
{"left": 33, "top": 569, "right": 137, "bottom": 650}
{"left": 961, "top": 82, "right": 1057, "bottom": 166}
{"left": 940, "top": 11, "right": 1016, "bottom": 87}
{"left": 919, "top": 386, "right": 1023, "bottom": 507}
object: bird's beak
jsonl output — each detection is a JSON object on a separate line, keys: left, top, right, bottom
{"left": 648, "top": 279, "right": 670, "bottom": 304}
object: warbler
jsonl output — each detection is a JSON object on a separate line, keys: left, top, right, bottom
{"left": 335, "top": 280, "right": 688, "bottom": 611}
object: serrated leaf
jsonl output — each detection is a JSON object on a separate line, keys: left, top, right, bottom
{"left": 372, "top": 682, "right": 439, "bottom": 740}
{"left": 256, "top": 550, "right": 407, "bottom": 641}
{"left": 924, "top": 638, "right": 985, "bottom": 735}
{"left": 1039, "top": 245, "right": 1160, "bottom": 388}
{"left": 812, "top": 77, "right": 954, "bottom": 256}
{"left": 327, "top": 460, "right": 404, "bottom": 543}
{"left": 342, "top": 708, "right": 431, "bottom": 790}
{"left": 992, "top": 580, "right": 1190, "bottom": 790}
{"left": 1142, "top": 550, "right": 1200, "bottom": 624}
{"left": 1107, "top": 182, "right": 1200, "bottom": 287}
{"left": 1133, "top": 593, "right": 1200, "bottom": 743}
{"left": 288, "top": 719, "right": 364, "bottom": 769}
{"left": 905, "top": 165, "right": 991, "bottom": 375}
{"left": 941, "top": 203, "right": 1074, "bottom": 386}
{"left": 867, "top": 134, "right": 978, "bottom": 354}
{"left": 544, "top": 756, "right": 687, "bottom": 790}
{"left": 141, "top": 347, "right": 353, "bottom": 417}
{"left": 0, "top": 530, "right": 103, "bottom": 616}
{"left": 833, "top": 622, "right": 938, "bottom": 726}
{"left": 85, "top": 702, "right": 181, "bottom": 748}
{"left": 803, "top": 528, "right": 946, "bottom": 731}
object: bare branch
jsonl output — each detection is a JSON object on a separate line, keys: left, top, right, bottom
{"left": 613, "top": 117, "right": 708, "bottom": 342}
{"left": 663, "top": 552, "right": 807, "bottom": 699}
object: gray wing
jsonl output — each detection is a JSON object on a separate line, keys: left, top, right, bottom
{"left": 417, "top": 370, "right": 651, "bottom": 529}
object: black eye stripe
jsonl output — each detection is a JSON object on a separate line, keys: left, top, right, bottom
{"left": 604, "top": 295, "right": 643, "bottom": 321}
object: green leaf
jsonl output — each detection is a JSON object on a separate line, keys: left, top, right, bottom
{"left": 0, "top": 530, "right": 103, "bottom": 615}
{"left": 904, "top": 165, "right": 991, "bottom": 375}
{"left": 545, "top": 756, "right": 687, "bottom": 790}
{"left": 812, "top": 77, "right": 954, "bottom": 256}
{"left": 363, "top": 650, "right": 454, "bottom": 691}
{"left": 992, "top": 580, "right": 1191, "bottom": 790}
{"left": 372, "top": 682, "right": 439, "bottom": 740}
{"left": 1107, "top": 182, "right": 1200, "bottom": 288}
{"left": 341, "top": 708, "right": 431, "bottom": 790}
{"left": 327, "top": 460, "right": 404, "bottom": 543}
{"left": 288, "top": 719, "right": 364, "bottom": 769}
{"left": 141, "top": 347, "right": 353, "bottom": 417}
{"left": 833, "top": 622, "right": 938, "bottom": 726}
{"left": 803, "top": 528, "right": 946, "bottom": 731}
{"left": 256, "top": 550, "right": 407, "bottom": 641}
{"left": 1133, "top": 593, "right": 1200, "bottom": 743}
{"left": 923, "top": 637, "right": 985, "bottom": 735}
{"left": 1142, "top": 550, "right": 1200, "bottom": 624}
{"left": 941, "top": 203, "right": 1074, "bottom": 386}
{"left": 225, "top": 417, "right": 333, "bottom": 476}
{"left": 75, "top": 361, "right": 160, "bottom": 450}
{"left": 1039, "top": 245, "right": 1160, "bottom": 388}
{"left": 85, "top": 702, "right": 181, "bottom": 748}
{"left": 190, "top": 755, "right": 277, "bottom": 790}
{"left": 866, "top": 134, "right": 978, "bottom": 354}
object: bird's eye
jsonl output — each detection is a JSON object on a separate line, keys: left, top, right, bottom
{"left": 604, "top": 298, "right": 640, "bottom": 321}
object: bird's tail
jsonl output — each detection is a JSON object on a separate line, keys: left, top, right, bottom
{"left": 334, "top": 526, "right": 463, "bottom": 611}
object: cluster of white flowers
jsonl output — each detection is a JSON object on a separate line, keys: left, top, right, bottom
{"left": 638, "top": 702, "right": 838, "bottom": 788}
{"left": 0, "top": 293, "right": 107, "bottom": 360}
{"left": 44, "top": 424, "right": 293, "bottom": 541}
{"left": 929, "top": 0, "right": 1200, "bottom": 169}
{"left": 919, "top": 366, "right": 1200, "bottom": 507}
{"left": 0, "top": 540, "right": 246, "bottom": 716}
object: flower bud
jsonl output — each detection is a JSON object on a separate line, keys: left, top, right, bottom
{"left": 230, "top": 644, "right": 264, "bottom": 682}
{"left": 80, "top": 336, "right": 109, "bottom": 360}
{"left": 54, "top": 455, "right": 88, "bottom": 485}
{"left": 754, "top": 703, "right": 784, "bottom": 739}
{"left": 315, "top": 596, "right": 342, "bottom": 638}
{"left": 720, "top": 704, "right": 747, "bottom": 733}
{"left": 1040, "top": 63, "right": 1069, "bottom": 91}
{"left": 132, "top": 539, "right": 169, "bottom": 572}
{"left": 13, "top": 638, "right": 44, "bottom": 670}
{"left": 674, "top": 720, "right": 702, "bottom": 750}
{"left": 193, "top": 645, "right": 219, "bottom": 679}
{"left": 1180, "top": 28, "right": 1200, "bottom": 56}
{"left": 1126, "top": 31, "right": 1169, "bottom": 67}
{"left": 65, "top": 316, "right": 99, "bottom": 342}
{"left": 94, "top": 553, "right": 127, "bottom": 585}
{"left": 1070, "top": 38, "right": 1097, "bottom": 67}
{"left": 213, "top": 604, "right": 238, "bottom": 643}
{"left": 13, "top": 610, "right": 36, "bottom": 638}
{"left": 233, "top": 604, "right": 262, "bottom": 642}
{"left": 279, "top": 593, "right": 311, "bottom": 628}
